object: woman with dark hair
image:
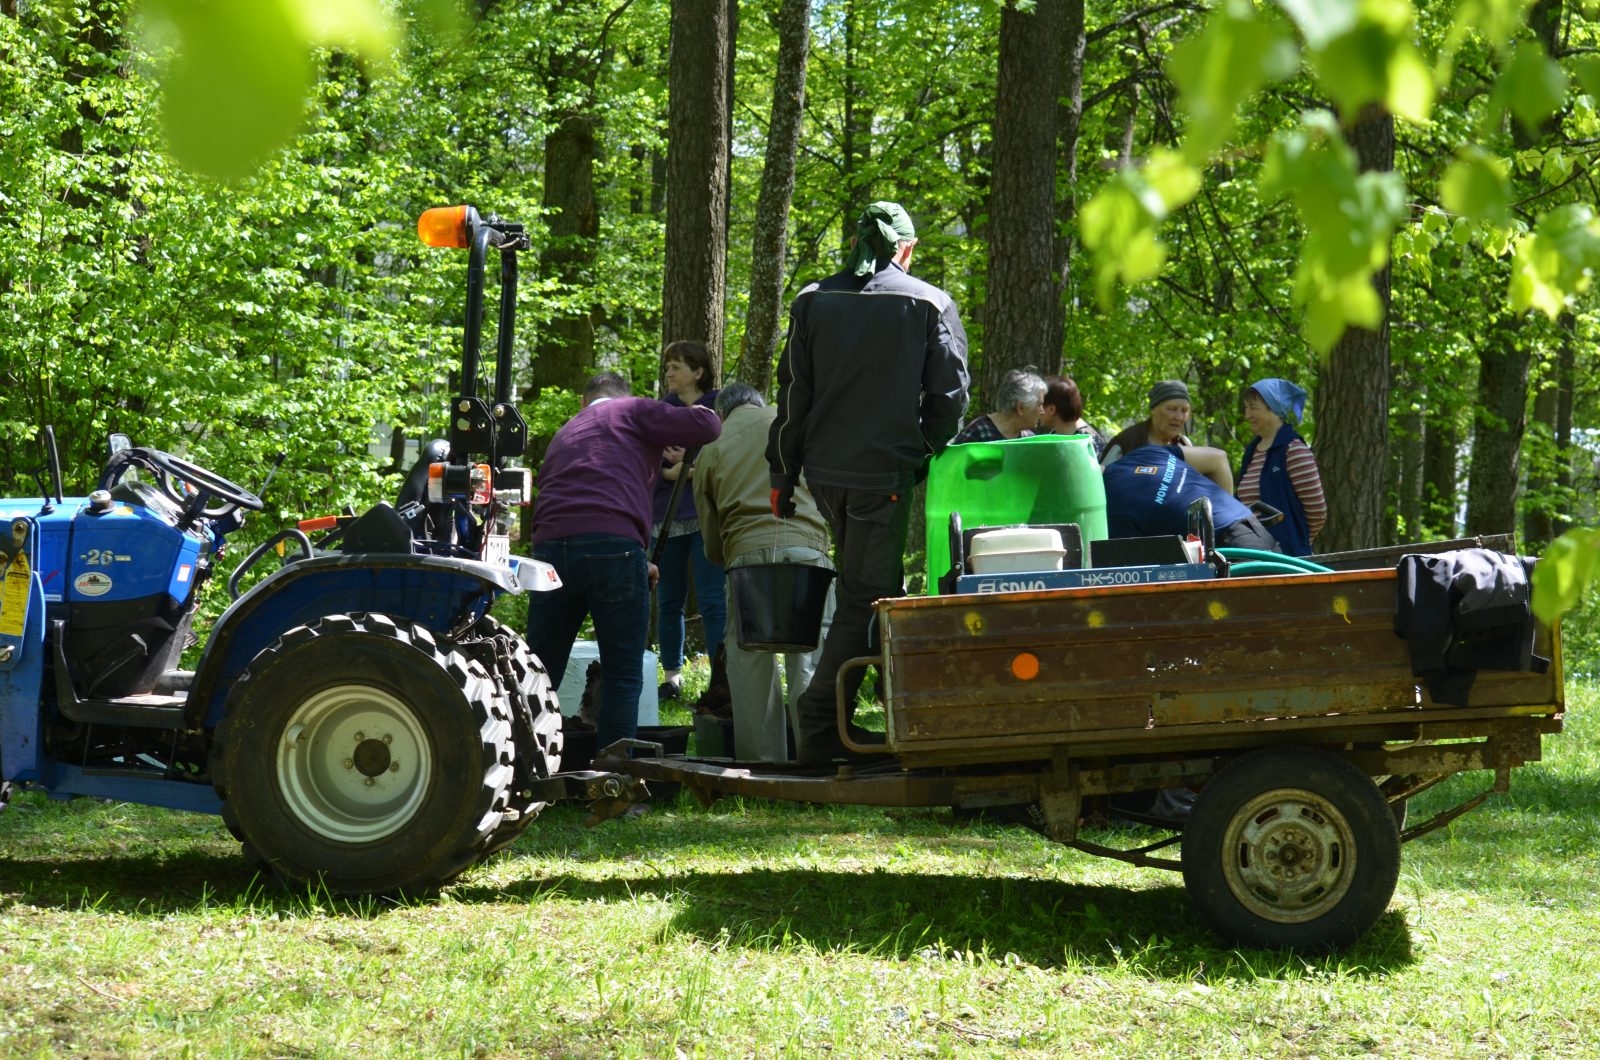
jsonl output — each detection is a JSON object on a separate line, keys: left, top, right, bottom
{"left": 1038, "top": 374, "right": 1109, "bottom": 457}
{"left": 651, "top": 340, "right": 726, "bottom": 699}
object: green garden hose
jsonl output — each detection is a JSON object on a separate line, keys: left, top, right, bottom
{"left": 1216, "top": 548, "right": 1334, "bottom": 576}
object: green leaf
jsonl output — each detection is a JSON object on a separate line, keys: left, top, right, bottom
{"left": 149, "top": 0, "right": 314, "bottom": 181}
{"left": 1385, "top": 44, "right": 1435, "bottom": 124}
{"left": 1276, "top": 0, "right": 1359, "bottom": 51}
{"left": 1507, "top": 205, "right": 1600, "bottom": 317}
{"left": 1168, "top": 0, "right": 1299, "bottom": 160}
{"left": 1079, "top": 153, "right": 1200, "bottom": 306}
{"left": 1440, "top": 148, "right": 1511, "bottom": 225}
{"left": 1144, "top": 149, "right": 1204, "bottom": 212}
{"left": 286, "top": 0, "right": 397, "bottom": 58}
{"left": 1492, "top": 40, "right": 1568, "bottom": 133}
{"left": 140, "top": 0, "right": 398, "bottom": 179}
{"left": 1575, "top": 55, "right": 1600, "bottom": 102}
{"left": 1260, "top": 112, "right": 1407, "bottom": 352}
{"left": 1449, "top": 0, "right": 1528, "bottom": 52}
{"left": 1531, "top": 528, "right": 1600, "bottom": 625}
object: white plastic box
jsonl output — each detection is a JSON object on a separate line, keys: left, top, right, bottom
{"left": 969, "top": 527, "right": 1066, "bottom": 574}
{"left": 553, "top": 639, "right": 659, "bottom": 725}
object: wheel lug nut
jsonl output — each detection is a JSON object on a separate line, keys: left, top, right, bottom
{"left": 389, "top": 762, "right": 400, "bottom": 773}
{"left": 343, "top": 758, "right": 354, "bottom": 769}
{"left": 354, "top": 731, "right": 365, "bottom": 742}
{"left": 364, "top": 777, "right": 376, "bottom": 787}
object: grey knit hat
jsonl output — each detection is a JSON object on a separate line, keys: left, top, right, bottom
{"left": 1148, "top": 380, "right": 1190, "bottom": 407}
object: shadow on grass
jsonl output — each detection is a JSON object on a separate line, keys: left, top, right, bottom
{"left": 455, "top": 865, "right": 1416, "bottom": 978}
{"left": 0, "top": 846, "right": 265, "bottom": 913}
{"left": 0, "top": 827, "right": 1418, "bottom": 980}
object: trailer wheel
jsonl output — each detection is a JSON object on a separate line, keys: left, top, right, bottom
{"left": 1182, "top": 747, "right": 1399, "bottom": 952}
{"left": 213, "top": 613, "right": 513, "bottom": 895}
{"left": 0, "top": 781, "right": 11, "bottom": 814}
{"left": 461, "top": 615, "right": 564, "bottom": 856}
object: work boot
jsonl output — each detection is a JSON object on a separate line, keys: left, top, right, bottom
{"left": 797, "top": 715, "right": 889, "bottom": 766}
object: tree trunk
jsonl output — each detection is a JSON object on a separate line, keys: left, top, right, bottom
{"left": 1395, "top": 393, "right": 1424, "bottom": 541}
{"left": 1466, "top": 315, "right": 1533, "bottom": 537}
{"left": 736, "top": 0, "right": 810, "bottom": 393}
{"left": 839, "top": 0, "right": 875, "bottom": 245}
{"left": 1052, "top": 0, "right": 1087, "bottom": 379}
{"left": 661, "top": 0, "right": 731, "bottom": 370}
{"left": 982, "top": 0, "right": 1065, "bottom": 402}
{"left": 1315, "top": 109, "right": 1394, "bottom": 551}
{"left": 1421, "top": 406, "right": 1461, "bottom": 539}
{"left": 530, "top": 28, "right": 602, "bottom": 403}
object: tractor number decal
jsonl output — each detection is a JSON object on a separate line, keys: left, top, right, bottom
{"left": 74, "top": 571, "right": 114, "bottom": 597}
{"left": 81, "top": 549, "right": 131, "bottom": 565}
{"left": 0, "top": 550, "right": 30, "bottom": 636}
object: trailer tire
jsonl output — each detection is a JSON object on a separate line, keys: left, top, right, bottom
{"left": 461, "top": 615, "right": 563, "bottom": 856}
{"left": 0, "top": 781, "right": 11, "bottom": 815}
{"left": 213, "top": 613, "right": 513, "bottom": 895}
{"left": 1182, "top": 746, "right": 1399, "bottom": 952}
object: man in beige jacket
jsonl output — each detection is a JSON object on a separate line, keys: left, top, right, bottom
{"left": 695, "top": 383, "right": 834, "bottom": 762}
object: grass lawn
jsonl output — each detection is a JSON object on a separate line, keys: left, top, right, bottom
{"left": 1, "top": 682, "right": 1597, "bottom": 1058}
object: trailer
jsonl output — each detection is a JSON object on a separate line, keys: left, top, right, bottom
{"left": 598, "top": 547, "right": 1563, "bottom": 952}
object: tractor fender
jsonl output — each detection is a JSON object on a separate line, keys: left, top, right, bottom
{"left": 187, "top": 552, "right": 522, "bottom": 729}
{"left": 0, "top": 555, "right": 46, "bottom": 783}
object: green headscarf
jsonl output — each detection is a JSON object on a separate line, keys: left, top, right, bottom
{"left": 845, "top": 201, "right": 917, "bottom": 277}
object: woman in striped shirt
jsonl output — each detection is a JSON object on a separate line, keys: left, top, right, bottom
{"left": 1236, "top": 378, "right": 1327, "bottom": 556}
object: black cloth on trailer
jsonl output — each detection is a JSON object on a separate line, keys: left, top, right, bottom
{"left": 1393, "top": 548, "right": 1550, "bottom": 707}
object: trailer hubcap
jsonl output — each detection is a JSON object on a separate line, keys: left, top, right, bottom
{"left": 1222, "top": 789, "right": 1356, "bottom": 925}
{"left": 278, "top": 684, "right": 431, "bottom": 843}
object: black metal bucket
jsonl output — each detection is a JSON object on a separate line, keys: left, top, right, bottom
{"left": 727, "top": 562, "right": 836, "bottom": 652}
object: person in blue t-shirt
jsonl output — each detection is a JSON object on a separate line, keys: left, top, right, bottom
{"left": 1103, "top": 444, "right": 1280, "bottom": 552}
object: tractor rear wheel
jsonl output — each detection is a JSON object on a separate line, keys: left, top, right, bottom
{"left": 461, "top": 615, "right": 564, "bottom": 856}
{"left": 213, "top": 612, "right": 513, "bottom": 895}
{"left": 1181, "top": 746, "right": 1399, "bottom": 952}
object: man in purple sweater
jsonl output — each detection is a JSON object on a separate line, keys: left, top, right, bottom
{"left": 527, "top": 371, "right": 722, "bottom": 758}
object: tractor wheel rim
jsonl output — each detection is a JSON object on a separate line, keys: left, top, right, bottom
{"left": 1221, "top": 788, "right": 1357, "bottom": 925}
{"left": 277, "top": 684, "right": 431, "bottom": 843}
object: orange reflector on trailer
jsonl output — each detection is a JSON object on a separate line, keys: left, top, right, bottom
{"left": 298, "top": 515, "right": 340, "bottom": 532}
{"left": 1010, "top": 652, "right": 1040, "bottom": 681}
{"left": 418, "top": 205, "right": 471, "bottom": 248}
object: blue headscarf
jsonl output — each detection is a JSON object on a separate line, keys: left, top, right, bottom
{"left": 1248, "top": 378, "right": 1308, "bottom": 424}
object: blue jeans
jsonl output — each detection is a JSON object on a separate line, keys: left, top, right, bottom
{"left": 653, "top": 529, "right": 726, "bottom": 669}
{"left": 525, "top": 534, "right": 650, "bottom": 756}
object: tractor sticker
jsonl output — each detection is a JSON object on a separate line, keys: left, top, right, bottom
{"left": 0, "top": 550, "right": 30, "bottom": 636}
{"left": 74, "top": 571, "right": 113, "bottom": 597}
{"left": 80, "top": 549, "right": 131, "bottom": 565}
{"left": 176, "top": 564, "right": 192, "bottom": 584}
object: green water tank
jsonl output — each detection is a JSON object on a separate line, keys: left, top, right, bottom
{"left": 923, "top": 433, "right": 1108, "bottom": 593}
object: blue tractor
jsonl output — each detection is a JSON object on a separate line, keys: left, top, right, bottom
{"left": 0, "top": 206, "right": 595, "bottom": 894}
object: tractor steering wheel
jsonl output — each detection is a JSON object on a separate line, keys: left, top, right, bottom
{"left": 104, "top": 447, "right": 265, "bottom": 519}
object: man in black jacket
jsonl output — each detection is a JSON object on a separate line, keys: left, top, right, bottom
{"left": 767, "top": 200, "right": 971, "bottom": 764}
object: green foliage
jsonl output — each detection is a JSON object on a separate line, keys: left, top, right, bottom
{"left": 138, "top": 0, "right": 396, "bottom": 180}
{"left": 1259, "top": 110, "right": 1407, "bottom": 351}
{"left": 1079, "top": 150, "right": 1201, "bottom": 305}
{"left": 1510, "top": 204, "right": 1600, "bottom": 318}
{"left": 1532, "top": 526, "right": 1600, "bottom": 625}
{"left": 1166, "top": 0, "right": 1297, "bottom": 161}
{"left": 1440, "top": 146, "right": 1511, "bottom": 226}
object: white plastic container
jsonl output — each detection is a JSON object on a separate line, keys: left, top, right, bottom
{"left": 554, "top": 639, "right": 659, "bottom": 725}
{"left": 969, "top": 527, "right": 1066, "bottom": 574}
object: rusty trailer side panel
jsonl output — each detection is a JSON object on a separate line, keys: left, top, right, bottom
{"left": 879, "top": 568, "right": 1562, "bottom": 767}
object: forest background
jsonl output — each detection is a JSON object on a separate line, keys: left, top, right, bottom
{"left": 1, "top": 0, "right": 1597, "bottom": 666}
